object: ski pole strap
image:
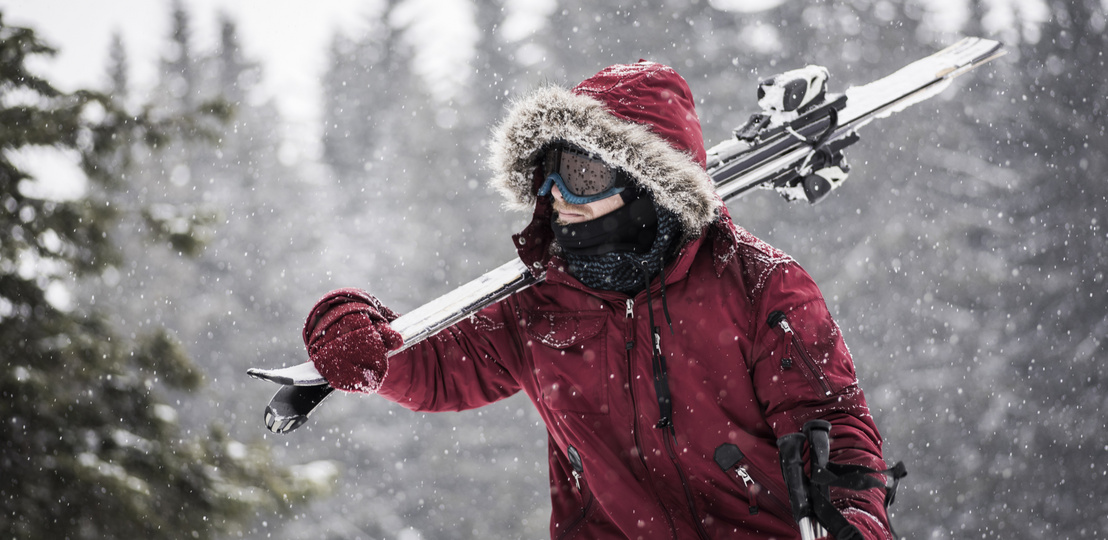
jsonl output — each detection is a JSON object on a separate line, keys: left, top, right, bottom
{"left": 817, "top": 461, "right": 908, "bottom": 507}
{"left": 809, "top": 460, "right": 909, "bottom": 540}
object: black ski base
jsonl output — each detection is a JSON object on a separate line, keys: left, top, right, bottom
{"left": 264, "top": 384, "right": 334, "bottom": 433}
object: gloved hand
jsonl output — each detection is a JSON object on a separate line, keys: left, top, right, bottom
{"left": 303, "top": 288, "right": 403, "bottom": 393}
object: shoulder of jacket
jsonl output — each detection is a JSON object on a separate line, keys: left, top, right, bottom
{"left": 716, "top": 222, "right": 796, "bottom": 285}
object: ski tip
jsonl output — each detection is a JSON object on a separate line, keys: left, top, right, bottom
{"left": 247, "top": 362, "right": 328, "bottom": 386}
{"left": 247, "top": 367, "right": 286, "bottom": 384}
{"left": 264, "top": 407, "right": 309, "bottom": 434}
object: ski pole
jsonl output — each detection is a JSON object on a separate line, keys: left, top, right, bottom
{"left": 804, "top": 419, "right": 832, "bottom": 488}
{"left": 803, "top": 419, "right": 834, "bottom": 538}
{"left": 777, "top": 432, "right": 824, "bottom": 540}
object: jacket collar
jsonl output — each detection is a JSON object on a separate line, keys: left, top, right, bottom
{"left": 523, "top": 204, "right": 742, "bottom": 300}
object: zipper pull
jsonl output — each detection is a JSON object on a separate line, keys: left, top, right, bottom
{"left": 768, "top": 310, "right": 793, "bottom": 334}
{"left": 625, "top": 298, "right": 634, "bottom": 318}
{"left": 767, "top": 310, "right": 794, "bottom": 368}
{"left": 737, "top": 466, "right": 760, "bottom": 515}
{"left": 736, "top": 466, "right": 755, "bottom": 487}
{"left": 714, "top": 445, "right": 761, "bottom": 516}
{"left": 768, "top": 310, "right": 832, "bottom": 395}
{"left": 778, "top": 319, "right": 795, "bottom": 369}
{"left": 567, "top": 446, "right": 584, "bottom": 491}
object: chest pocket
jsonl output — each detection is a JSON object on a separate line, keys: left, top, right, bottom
{"left": 526, "top": 310, "right": 609, "bottom": 414}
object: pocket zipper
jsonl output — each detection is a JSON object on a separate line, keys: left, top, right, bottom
{"left": 567, "top": 445, "right": 585, "bottom": 491}
{"left": 767, "top": 310, "right": 832, "bottom": 396}
{"left": 713, "top": 443, "right": 792, "bottom": 520}
{"left": 735, "top": 464, "right": 761, "bottom": 514}
{"left": 557, "top": 446, "right": 594, "bottom": 540}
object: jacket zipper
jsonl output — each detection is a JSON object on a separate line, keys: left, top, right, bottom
{"left": 627, "top": 296, "right": 708, "bottom": 539}
{"left": 556, "top": 446, "right": 594, "bottom": 540}
{"left": 735, "top": 466, "right": 760, "bottom": 514}
{"left": 662, "top": 427, "right": 712, "bottom": 539}
{"left": 737, "top": 458, "right": 793, "bottom": 523}
{"left": 767, "top": 310, "right": 833, "bottom": 396}
{"left": 713, "top": 443, "right": 795, "bottom": 525}
{"left": 568, "top": 446, "right": 585, "bottom": 491}
{"left": 623, "top": 299, "right": 679, "bottom": 538}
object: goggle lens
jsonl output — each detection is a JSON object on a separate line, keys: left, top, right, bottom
{"left": 537, "top": 146, "right": 625, "bottom": 204}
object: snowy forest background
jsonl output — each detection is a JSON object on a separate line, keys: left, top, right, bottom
{"left": 2, "top": 0, "right": 1106, "bottom": 538}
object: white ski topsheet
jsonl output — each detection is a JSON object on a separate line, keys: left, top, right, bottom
{"left": 841, "top": 37, "right": 1004, "bottom": 129}
{"left": 388, "top": 258, "right": 536, "bottom": 352}
{"left": 248, "top": 361, "right": 328, "bottom": 386}
{"left": 250, "top": 258, "right": 536, "bottom": 386}
{"left": 711, "top": 37, "right": 1002, "bottom": 201}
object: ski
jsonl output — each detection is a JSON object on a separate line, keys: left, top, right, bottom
{"left": 249, "top": 37, "right": 1004, "bottom": 433}
{"left": 250, "top": 259, "right": 539, "bottom": 433}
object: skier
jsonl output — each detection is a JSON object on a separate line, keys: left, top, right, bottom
{"left": 303, "top": 61, "right": 894, "bottom": 539}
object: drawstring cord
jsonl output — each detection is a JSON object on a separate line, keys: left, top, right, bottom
{"left": 659, "top": 264, "right": 673, "bottom": 335}
{"left": 636, "top": 260, "right": 674, "bottom": 430}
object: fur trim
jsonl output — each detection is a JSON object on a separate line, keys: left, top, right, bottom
{"left": 489, "top": 85, "right": 720, "bottom": 235}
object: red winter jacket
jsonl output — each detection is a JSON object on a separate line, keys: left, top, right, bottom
{"left": 377, "top": 62, "right": 892, "bottom": 539}
{"left": 379, "top": 210, "right": 891, "bottom": 539}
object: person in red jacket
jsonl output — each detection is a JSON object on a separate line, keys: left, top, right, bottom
{"left": 303, "top": 61, "right": 894, "bottom": 539}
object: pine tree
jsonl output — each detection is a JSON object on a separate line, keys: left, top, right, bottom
{"left": 0, "top": 14, "right": 325, "bottom": 539}
{"left": 165, "top": 0, "right": 198, "bottom": 109}
{"left": 930, "top": 0, "right": 1108, "bottom": 536}
{"left": 107, "top": 32, "right": 129, "bottom": 103}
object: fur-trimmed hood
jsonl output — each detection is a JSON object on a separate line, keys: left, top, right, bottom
{"left": 489, "top": 61, "right": 721, "bottom": 237}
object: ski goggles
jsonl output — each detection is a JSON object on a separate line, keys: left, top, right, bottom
{"left": 536, "top": 145, "right": 626, "bottom": 204}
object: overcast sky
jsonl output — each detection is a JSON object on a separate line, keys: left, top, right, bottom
{"left": 5, "top": 0, "right": 373, "bottom": 106}
{"left": 3, "top": 0, "right": 398, "bottom": 163}
{"left": 3, "top": 0, "right": 1033, "bottom": 163}
{"left": 1, "top": 0, "right": 791, "bottom": 130}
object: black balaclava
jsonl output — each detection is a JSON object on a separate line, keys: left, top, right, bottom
{"left": 552, "top": 185, "right": 681, "bottom": 295}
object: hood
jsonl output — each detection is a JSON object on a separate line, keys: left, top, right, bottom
{"left": 489, "top": 61, "right": 721, "bottom": 237}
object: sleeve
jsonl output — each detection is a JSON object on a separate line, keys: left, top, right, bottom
{"left": 377, "top": 298, "right": 526, "bottom": 413}
{"left": 748, "top": 261, "right": 894, "bottom": 538}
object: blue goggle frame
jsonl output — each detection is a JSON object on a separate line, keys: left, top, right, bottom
{"left": 536, "top": 145, "right": 626, "bottom": 204}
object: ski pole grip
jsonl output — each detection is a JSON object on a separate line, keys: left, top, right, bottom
{"left": 803, "top": 419, "right": 832, "bottom": 471}
{"left": 777, "top": 432, "right": 811, "bottom": 524}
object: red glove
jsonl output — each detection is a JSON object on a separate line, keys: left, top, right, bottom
{"left": 303, "top": 288, "right": 403, "bottom": 393}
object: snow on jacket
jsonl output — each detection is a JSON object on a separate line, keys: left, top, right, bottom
{"left": 378, "top": 62, "right": 892, "bottom": 539}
